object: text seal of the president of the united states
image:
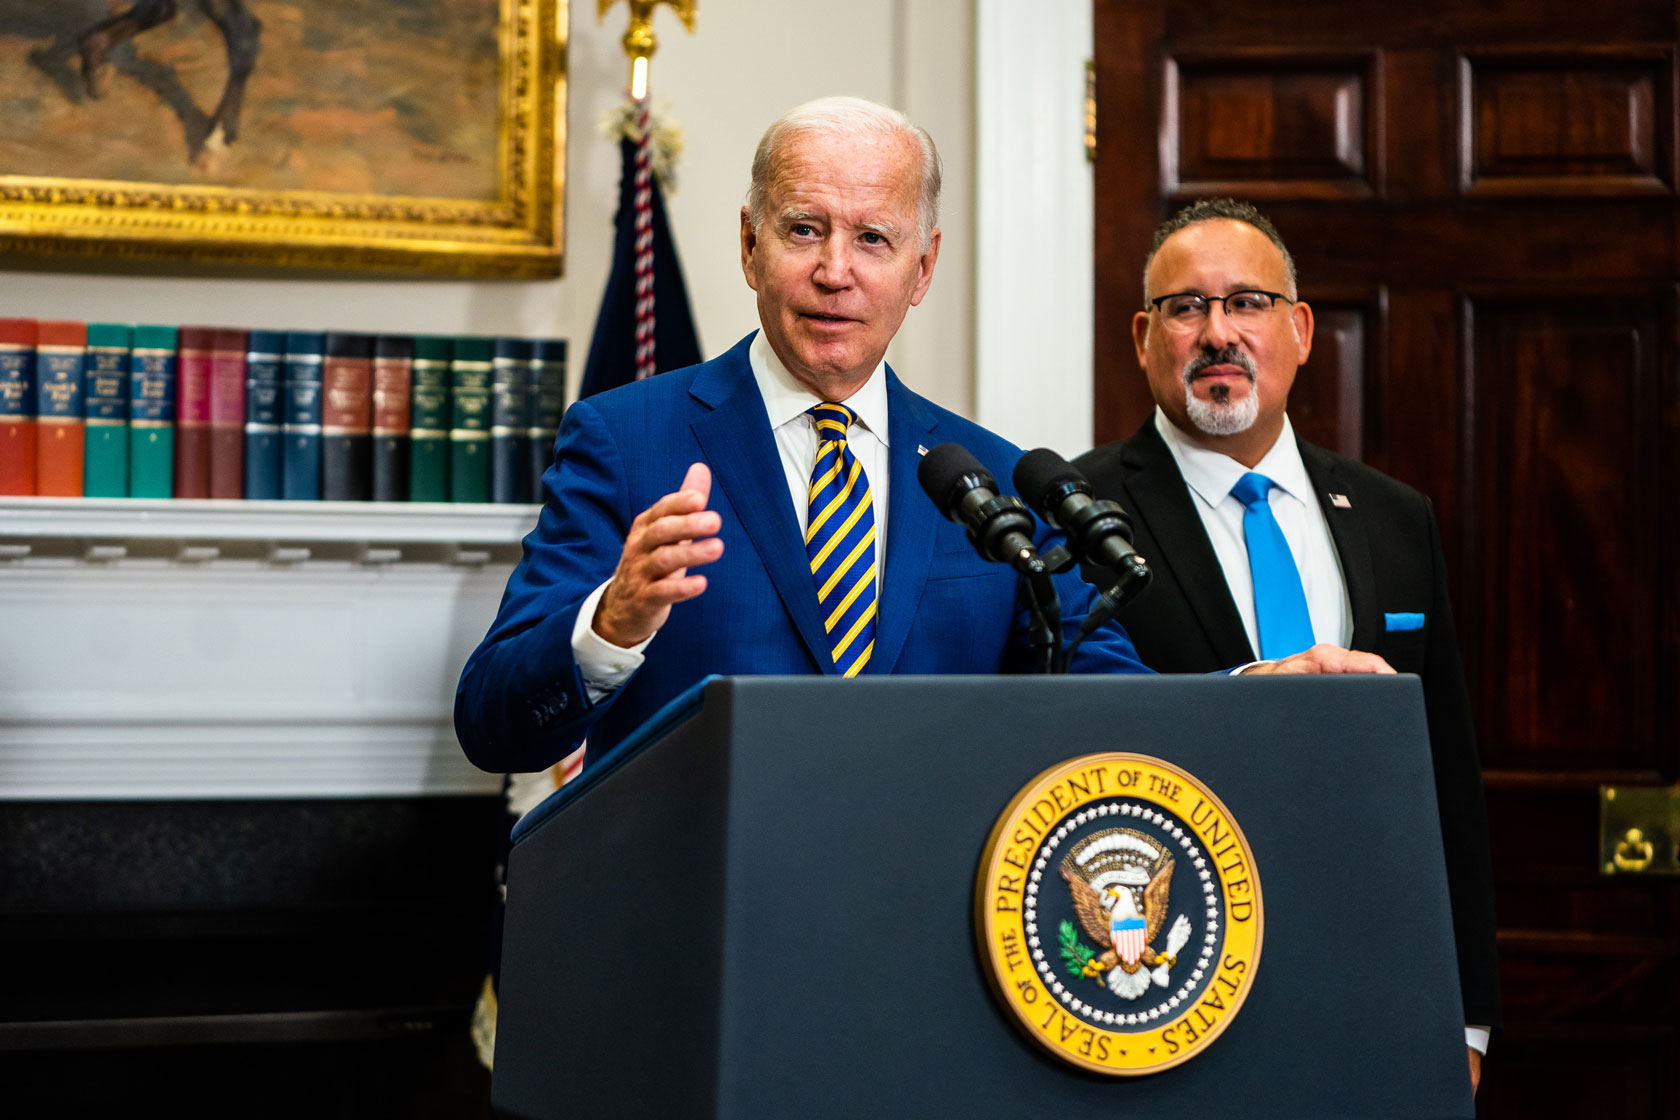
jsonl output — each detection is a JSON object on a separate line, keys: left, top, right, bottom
{"left": 975, "top": 753, "right": 1263, "bottom": 1075}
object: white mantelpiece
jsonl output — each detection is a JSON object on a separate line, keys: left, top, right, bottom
{"left": 0, "top": 499, "right": 537, "bottom": 800}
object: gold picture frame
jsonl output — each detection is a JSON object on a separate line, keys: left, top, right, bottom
{"left": 0, "top": 0, "right": 567, "bottom": 278}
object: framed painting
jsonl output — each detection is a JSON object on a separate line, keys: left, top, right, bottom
{"left": 0, "top": 0, "right": 566, "bottom": 277}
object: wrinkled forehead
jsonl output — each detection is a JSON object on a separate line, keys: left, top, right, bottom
{"left": 765, "top": 131, "right": 923, "bottom": 214}
{"left": 1149, "top": 219, "right": 1290, "bottom": 294}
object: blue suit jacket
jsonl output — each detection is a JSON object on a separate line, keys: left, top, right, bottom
{"left": 455, "top": 334, "right": 1150, "bottom": 773}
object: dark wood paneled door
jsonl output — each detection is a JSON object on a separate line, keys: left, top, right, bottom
{"left": 1093, "top": 2, "right": 1679, "bottom": 1115}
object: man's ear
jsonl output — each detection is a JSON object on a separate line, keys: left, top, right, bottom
{"left": 1132, "top": 309, "right": 1151, "bottom": 369}
{"left": 739, "top": 207, "right": 759, "bottom": 292}
{"left": 1290, "top": 299, "right": 1315, "bottom": 366}
{"left": 908, "top": 227, "right": 942, "bottom": 307}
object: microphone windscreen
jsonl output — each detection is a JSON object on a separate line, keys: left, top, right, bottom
{"left": 1012, "top": 448, "right": 1085, "bottom": 510}
{"left": 917, "top": 441, "right": 994, "bottom": 510}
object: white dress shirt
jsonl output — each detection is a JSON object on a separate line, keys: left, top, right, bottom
{"left": 1153, "top": 408, "right": 1351, "bottom": 655}
{"left": 748, "top": 332, "right": 891, "bottom": 561}
{"left": 571, "top": 333, "right": 890, "bottom": 694}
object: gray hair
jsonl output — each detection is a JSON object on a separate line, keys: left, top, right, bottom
{"left": 747, "top": 96, "right": 942, "bottom": 253}
{"left": 1142, "top": 198, "right": 1298, "bottom": 305}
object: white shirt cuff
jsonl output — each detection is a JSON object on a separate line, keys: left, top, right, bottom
{"left": 1231, "top": 660, "right": 1272, "bottom": 675}
{"left": 572, "top": 579, "right": 654, "bottom": 703}
{"left": 1465, "top": 1025, "right": 1489, "bottom": 1055}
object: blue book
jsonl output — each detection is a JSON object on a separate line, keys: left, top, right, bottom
{"left": 244, "top": 330, "right": 287, "bottom": 500}
{"left": 282, "top": 330, "right": 324, "bottom": 501}
{"left": 491, "top": 337, "right": 532, "bottom": 503}
{"left": 526, "top": 338, "right": 567, "bottom": 501}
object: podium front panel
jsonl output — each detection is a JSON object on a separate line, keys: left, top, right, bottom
{"left": 499, "top": 675, "right": 1472, "bottom": 1119}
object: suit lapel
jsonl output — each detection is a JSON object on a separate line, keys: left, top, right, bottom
{"left": 1300, "top": 441, "right": 1381, "bottom": 652}
{"left": 1122, "top": 422, "right": 1257, "bottom": 665}
{"left": 688, "top": 341, "right": 835, "bottom": 673}
{"left": 868, "top": 368, "right": 938, "bottom": 674}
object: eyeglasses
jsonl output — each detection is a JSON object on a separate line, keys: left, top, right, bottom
{"left": 1148, "top": 289, "right": 1293, "bottom": 329}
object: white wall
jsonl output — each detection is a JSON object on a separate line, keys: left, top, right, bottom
{"left": 0, "top": 0, "right": 976, "bottom": 415}
{"left": 975, "top": 0, "right": 1094, "bottom": 455}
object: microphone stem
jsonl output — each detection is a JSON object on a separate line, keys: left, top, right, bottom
{"left": 1018, "top": 564, "right": 1064, "bottom": 675}
{"left": 1064, "top": 562, "right": 1152, "bottom": 668}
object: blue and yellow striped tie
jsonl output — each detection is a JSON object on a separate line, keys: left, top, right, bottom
{"left": 806, "top": 402, "right": 876, "bottom": 676}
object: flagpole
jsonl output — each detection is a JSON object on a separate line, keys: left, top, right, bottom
{"left": 600, "top": 0, "right": 695, "bottom": 100}
{"left": 598, "top": 1, "right": 697, "bottom": 380}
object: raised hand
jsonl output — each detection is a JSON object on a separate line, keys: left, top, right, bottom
{"left": 592, "top": 462, "right": 725, "bottom": 648}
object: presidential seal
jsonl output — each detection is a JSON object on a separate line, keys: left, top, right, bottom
{"left": 974, "top": 753, "right": 1263, "bottom": 1075}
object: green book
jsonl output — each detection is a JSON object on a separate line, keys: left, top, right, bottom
{"left": 84, "top": 323, "right": 132, "bottom": 497}
{"left": 449, "top": 336, "right": 492, "bottom": 504}
{"left": 129, "top": 324, "right": 177, "bottom": 499}
{"left": 408, "top": 335, "right": 452, "bottom": 502}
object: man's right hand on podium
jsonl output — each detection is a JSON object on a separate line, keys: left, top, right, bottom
{"left": 1238, "top": 643, "right": 1395, "bottom": 675}
{"left": 594, "top": 462, "right": 724, "bottom": 649}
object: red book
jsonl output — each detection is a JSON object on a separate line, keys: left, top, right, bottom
{"left": 0, "top": 318, "right": 36, "bottom": 495}
{"left": 35, "top": 320, "right": 87, "bottom": 497}
{"left": 175, "top": 326, "right": 215, "bottom": 498}
{"left": 209, "top": 328, "right": 248, "bottom": 499}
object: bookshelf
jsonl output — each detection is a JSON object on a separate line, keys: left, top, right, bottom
{"left": 0, "top": 498, "right": 538, "bottom": 800}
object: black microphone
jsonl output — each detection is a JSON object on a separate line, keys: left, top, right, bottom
{"left": 917, "top": 442, "right": 1042, "bottom": 571}
{"left": 1013, "top": 448, "right": 1150, "bottom": 587}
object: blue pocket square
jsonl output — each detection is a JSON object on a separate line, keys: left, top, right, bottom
{"left": 1384, "top": 612, "right": 1425, "bottom": 632}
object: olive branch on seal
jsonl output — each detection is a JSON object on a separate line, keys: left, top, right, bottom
{"left": 1059, "top": 920, "right": 1096, "bottom": 977}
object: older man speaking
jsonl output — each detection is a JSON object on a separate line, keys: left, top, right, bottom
{"left": 454, "top": 97, "right": 1153, "bottom": 775}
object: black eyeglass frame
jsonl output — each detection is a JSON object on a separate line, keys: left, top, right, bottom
{"left": 1147, "top": 289, "right": 1295, "bottom": 316}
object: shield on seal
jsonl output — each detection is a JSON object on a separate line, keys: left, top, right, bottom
{"left": 1110, "top": 895, "right": 1147, "bottom": 965}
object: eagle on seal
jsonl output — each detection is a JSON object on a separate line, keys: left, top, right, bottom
{"left": 1062, "top": 855, "right": 1193, "bottom": 1000}
{"left": 1064, "top": 857, "right": 1175, "bottom": 975}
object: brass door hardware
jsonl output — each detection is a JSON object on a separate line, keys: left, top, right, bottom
{"left": 1600, "top": 786, "right": 1680, "bottom": 875}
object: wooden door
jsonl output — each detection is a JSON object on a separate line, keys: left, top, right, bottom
{"left": 1093, "top": 2, "right": 1680, "bottom": 1115}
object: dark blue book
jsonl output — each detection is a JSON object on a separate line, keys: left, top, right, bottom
{"left": 491, "top": 337, "right": 532, "bottom": 504}
{"left": 244, "top": 330, "right": 286, "bottom": 500}
{"left": 282, "top": 330, "right": 324, "bottom": 501}
{"left": 526, "top": 338, "right": 567, "bottom": 501}
{"left": 320, "top": 332, "right": 373, "bottom": 502}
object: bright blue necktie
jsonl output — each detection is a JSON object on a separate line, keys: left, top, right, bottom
{"left": 1230, "top": 472, "right": 1314, "bottom": 660}
{"left": 806, "top": 403, "right": 876, "bottom": 676}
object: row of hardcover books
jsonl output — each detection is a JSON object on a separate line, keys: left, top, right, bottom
{"left": 0, "top": 318, "right": 568, "bottom": 504}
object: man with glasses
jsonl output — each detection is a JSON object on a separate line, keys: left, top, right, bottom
{"left": 1073, "top": 198, "right": 1500, "bottom": 1094}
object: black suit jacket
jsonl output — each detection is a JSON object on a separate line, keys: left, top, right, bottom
{"left": 1074, "top": 417, "right": 1501, "bottom": 1030}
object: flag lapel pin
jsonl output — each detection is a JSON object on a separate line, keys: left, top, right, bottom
{"left": 1329, "top": 493, "right": 1352, "bottom": 509}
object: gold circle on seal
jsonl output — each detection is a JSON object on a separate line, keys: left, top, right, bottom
{"left": 974, "top": 752, "right": 1263, "bottom": 1076}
